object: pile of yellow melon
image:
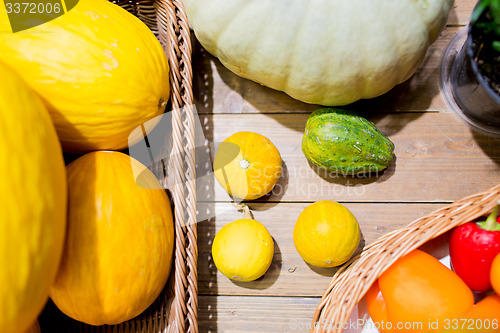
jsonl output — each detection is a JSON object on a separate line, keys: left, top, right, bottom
{"left": 212, "top": 132, "right": 361, "bottom": 282}
{"left": 0, "top": 0, "right": 175, "bottom": 331}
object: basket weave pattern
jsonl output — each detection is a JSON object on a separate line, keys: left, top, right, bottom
{"left": 313, "top": 183, "right": 500, "bottom": 333}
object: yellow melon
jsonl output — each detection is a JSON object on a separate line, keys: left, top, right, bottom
{"left": 0, "top": 61, "right": 67, "bottom": 333}
{"left": 0, "top": 0, "right": 170, "bottom": 152}
{"left": 50, "top": 151, "right": 174, "bottom": 325}
{"left": 214, "top": 131, "right": 282, "bottom": 201}
{"left": 212, "top": 217, "right": 274, "bottom": 282}
{"left": 293, "top": 201, "right": 360, "bottom": 267}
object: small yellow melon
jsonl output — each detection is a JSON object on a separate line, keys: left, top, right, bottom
{"left": 293, "top": 200, "right": 360, "bottom": 267}
{"left": 212, "top": 207, "right": 274, "bottom": 282}
{"left": 214, "top": 131, "right": 282, "bottom": 201}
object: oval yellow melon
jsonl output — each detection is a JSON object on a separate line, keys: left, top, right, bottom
{"left": 0, "top": 0, "right": 170, "bottom": 153}
{"left": 50, "top": 151, "right": 174, "bottom": 325}
{"left": 0, "top": 62, "right": 67, "bottom": 333}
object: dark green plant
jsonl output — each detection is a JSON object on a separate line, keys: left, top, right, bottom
{"left": 471, "top": 0, "right": 500, "bottom": 51}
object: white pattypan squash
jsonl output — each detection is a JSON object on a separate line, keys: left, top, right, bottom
{"left": 185, "top": 0, "right": 454, "bottom": 105}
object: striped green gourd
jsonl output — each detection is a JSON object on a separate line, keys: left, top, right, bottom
{"left": 302, "top": 108, "right": 395, "bottom": 176}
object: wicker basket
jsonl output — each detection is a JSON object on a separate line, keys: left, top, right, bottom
{"left": 39, "top": 1, "right": 198, "bottom": 332}
{"left": 312, "top": 183, "right": 500, "bottom": 333}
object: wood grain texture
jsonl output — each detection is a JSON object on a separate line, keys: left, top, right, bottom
{"left": 199, "top": 295, "right": 319, "bottom": 333}
{"left": 198, "top": 113, "right": 500, "bottom": 203}
{"left": 197, "top": 203, "right": 444, "bottom": 297}
{"left": 447, "top": 0, "right": 475, "bottom": 25}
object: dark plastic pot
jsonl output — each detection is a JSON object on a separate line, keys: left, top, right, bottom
{"left": 440, "top": 25, "right": 500, "bottom": 137}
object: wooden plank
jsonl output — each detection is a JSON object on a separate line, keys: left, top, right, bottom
{"left": 448, "top": 0, "right": 475, "bottom": 26}
{"left": 199, "top": 295, "right": 320, "bottom": 333}
{"left": 193, "top": 26, "right": 466, "bottom": 114}
{"left": 198, "top": 202, "right": 444, "bottom": 297}
{"left": 197, "top": 113, "right": 500, "bottom": 204}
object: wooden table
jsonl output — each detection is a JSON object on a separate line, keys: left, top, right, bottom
{"left": 192, "top": 1, "right": 500, "bottom": 331}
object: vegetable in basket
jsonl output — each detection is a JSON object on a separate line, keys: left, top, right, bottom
{"left": 449, "top": 201, "right": 500, "bottom": 292}
{"left": 492, "top": 253, "right": 500, "bottom": 294}
{"left": 50, "top": 152, "right": 174, "bottom": 326}
{"left": 367, "top": 249, "right": 474, "bottom": 332}
{"left": 0, "top": 0, "right": 170, "bottom": 153}
{"left": 365, "top": 280, "right": 392, "bottom": 333}
{"left": 0, "top": 60, "right": 66, "bottom": 333}
{"left": 439, "top": 293, "right": 500, "bottom": 332}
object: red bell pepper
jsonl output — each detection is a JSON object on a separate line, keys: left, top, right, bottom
{"left": 449, "top": 202, "right": 500, "bottom": 292}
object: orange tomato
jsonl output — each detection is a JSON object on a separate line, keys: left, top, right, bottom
{"left": 378, "top": 249, "right": 474, "bottom": 332}
{"left": 492, "top": 253, "right": 500, "bottom": 295}
{"left": 366, "top": 280, "right": 392, "bottom": 332}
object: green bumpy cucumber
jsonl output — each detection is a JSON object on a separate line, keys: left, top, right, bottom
{"left": 301, "top": 108, "right": 395, "bottom": 175}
